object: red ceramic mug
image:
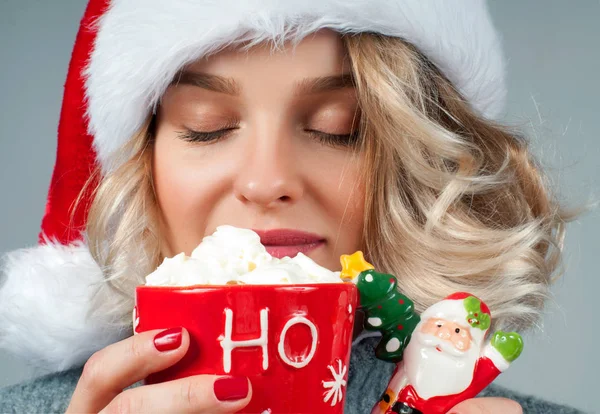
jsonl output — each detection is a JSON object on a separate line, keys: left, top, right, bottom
{"left": 135, "top": 283, "right": 358, "bottom": 413}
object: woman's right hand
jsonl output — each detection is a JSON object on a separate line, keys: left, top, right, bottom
{"left": 67, "top": 327, "right": 252, "bottom": 413}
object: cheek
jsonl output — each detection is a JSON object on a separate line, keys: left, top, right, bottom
{"left": 155, "top": 162, "right": 203, "bottom": 215}
{"left": 152, "top": 135, "right": 229, "bottom": 254}
{"left": 293, "top": 148, "right": 365, "bottom": 270}
{"left": 462, "top": 337, "right": 472, "bottom": 351}
{"left": 419, "top": 320, "right": 436, "bottom": 335}
{"left": 452, "top": 335, "right": 471, "bottom": 351}
{"left": 311, "top": 154, "right": 365, "bottom": 234}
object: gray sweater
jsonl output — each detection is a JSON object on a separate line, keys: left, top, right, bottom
{"left": 0, "top": 337, "right": 583, "bottom": 413}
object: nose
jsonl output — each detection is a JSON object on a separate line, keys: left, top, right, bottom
{"left": 436, "top": 325, "right": 452, "bottom": 341}
{"left": 233, "top": 131, "right": 304, "bottom": 209}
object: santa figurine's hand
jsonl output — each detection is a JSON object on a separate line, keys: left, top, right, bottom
{"left": 491, "top": 331, "right": 524, "bottom": 362}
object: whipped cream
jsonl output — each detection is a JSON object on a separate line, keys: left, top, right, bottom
{"left": 145, "top": 226, "right": 342, "bottom": 286}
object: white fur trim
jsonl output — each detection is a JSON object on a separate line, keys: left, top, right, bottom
{"left": 0, "top": 238, "right": 128, "bottom": 373}
{"left": 420, "top": 299, "right": 488, "bottom": 345}
{"left": 483, "top": 343, "right": 510, "bottom": 372}
{"left": 85, "top": 0, "right": 505, "bottom": 173}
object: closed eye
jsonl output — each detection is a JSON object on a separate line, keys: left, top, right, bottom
{"left": 304, "top": 129, "right": 360, "bottom": 148}
{"left": 177, "top": 127, "right": 360, "bottom": 147}
{"left": 177, "top": 127, "right": 238, "bottom": 143}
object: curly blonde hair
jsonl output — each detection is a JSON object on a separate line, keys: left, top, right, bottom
{"left": 80, "top": 33, "right": 578, "bottom": 332}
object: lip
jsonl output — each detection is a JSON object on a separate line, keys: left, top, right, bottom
{"left": 436, "top": 346, "right": 443, "bottom": 353}
{"left": 252, "top": 229, "right": 325, "bottom": 259}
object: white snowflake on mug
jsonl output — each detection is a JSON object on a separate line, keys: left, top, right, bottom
{"left": 322, "top": 359, "right": 347, "bottom": 406}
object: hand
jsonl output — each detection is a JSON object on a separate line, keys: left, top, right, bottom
{"left": 449, "top": 397, "right": 522, "bottom": 413}
{"left": 491, "top": 331, "right": 524, "bottom": 362}
{"left": 67, "top": 327, "right": 252, "bottom": 413}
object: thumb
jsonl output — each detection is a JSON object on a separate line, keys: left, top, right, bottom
{"left": 449, "top": 397, "right": 522, "bottom": 414}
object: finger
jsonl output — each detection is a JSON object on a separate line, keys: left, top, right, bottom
{"left": 100, "top": 375, "right": 252, "bottom": 414}
{"left": 67, "top": 327, "right": 189, "bottom": 413}
{"left": 449, "top": 397, "right": 523, "bottom": 414}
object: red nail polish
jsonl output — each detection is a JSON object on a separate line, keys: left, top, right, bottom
{"left": 214, "top": 377, "right": 249, "bottom": 401}
{"left": 153, "top": 327, "right": 183, "bottom": 352}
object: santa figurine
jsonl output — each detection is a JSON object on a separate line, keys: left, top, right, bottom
{"left": 373, "top": 292, "right": 524, "bottom": 414}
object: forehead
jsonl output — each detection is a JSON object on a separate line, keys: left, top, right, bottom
{"left": 184, "top": 29, "right": 348, "bottom": 78}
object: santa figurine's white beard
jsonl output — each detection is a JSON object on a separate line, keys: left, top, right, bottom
{"left": 403, "top": 330, "right": 480, "bottom": 400}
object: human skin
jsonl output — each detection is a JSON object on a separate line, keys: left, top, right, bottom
{"left": 153, "top": 29, "right": 365, "bottom": 272}
{"left": 67, "top": 30, "right": 521, "bottom": 414}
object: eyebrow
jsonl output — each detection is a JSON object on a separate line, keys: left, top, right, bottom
{"left": 294, "top": 73, "right": 356, "bottom": 96}
{"left": 173, "top": 71, "right": 241, "bottom": 95}
{"left": 171, "top": 71, "right": 355, "bottom": 96}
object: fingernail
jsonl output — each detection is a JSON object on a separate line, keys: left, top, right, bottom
{"left": 214, "top": 377, "right": 249, "bottom": 401}
{"left": 153, "top": 327, "right": 183, "bottom": 352}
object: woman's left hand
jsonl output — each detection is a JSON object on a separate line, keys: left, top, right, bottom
{"left": 449, "top": 397, "right": 522, "bottom": 413}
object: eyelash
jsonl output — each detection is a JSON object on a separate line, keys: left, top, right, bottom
{"left": 177, "top": 127, "right": 360, "bottom": 147}
{"left": 177, "top": 128, "right": 236, "bottom": 143}
{"left": 305, "top": 129, "right": 360, "bottom": 147}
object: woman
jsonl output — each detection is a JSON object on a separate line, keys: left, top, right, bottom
{"left": 0, "top": 0, "right": 581, "bottom": 413}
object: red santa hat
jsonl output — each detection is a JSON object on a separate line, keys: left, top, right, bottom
{"left": 419, "top": 292, "right": 492, "bottom": 347}
{"left": 0, "top": 0, "right": 506, "bottom": 373}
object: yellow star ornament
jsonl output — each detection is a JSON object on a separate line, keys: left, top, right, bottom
{"left": 340, "top": 251, "right": 374, "bottom": 280}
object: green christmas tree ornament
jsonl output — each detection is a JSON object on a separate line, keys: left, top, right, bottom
{"left": 355, "top": 270, "right": 421, "bottom": 361}
{"left": 340, "top": 252, "right": 420, "bottom": 362}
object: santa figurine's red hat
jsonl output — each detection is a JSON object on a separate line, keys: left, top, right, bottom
{"left": 0, "top": 0, "right": 506, "bottom": 373}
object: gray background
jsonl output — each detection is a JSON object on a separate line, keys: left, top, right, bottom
{"left": 0, "top": 1, "right": 598, "bottom": 412}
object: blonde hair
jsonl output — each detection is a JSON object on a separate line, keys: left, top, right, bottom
{"left": 82, "top": 118, "right": 160, "bottom": 324}
{"left": 82, "top": 33, "right": 579, "bottom": 332}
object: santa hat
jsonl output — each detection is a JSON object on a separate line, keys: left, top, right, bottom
{"left": 0, "top": 0, "right": 506, "bottom": 373}
{"left": 419, "top": 292, "right": 492, "bottom": 347}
